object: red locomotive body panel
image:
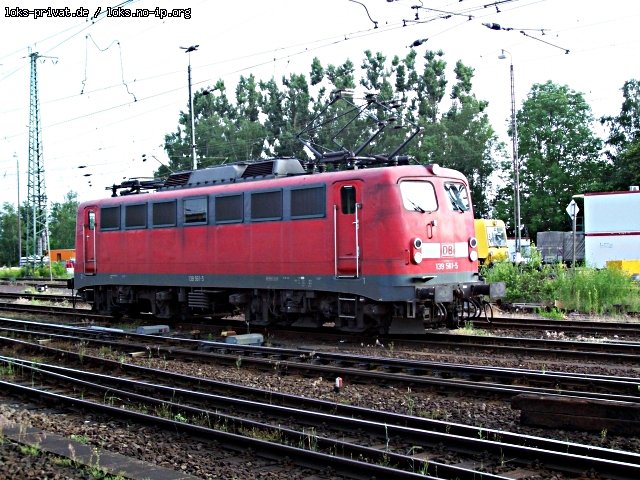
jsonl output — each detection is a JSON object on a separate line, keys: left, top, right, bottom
{"left": 73, "top": 160, "right": 500, "bottom": 332}
{"left": 76, "top": 166, "right": 474, "bottom": 277}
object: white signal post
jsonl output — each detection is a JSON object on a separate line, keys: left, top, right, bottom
{"left": 566, "top": 199, "right": 580, "bottom": 267}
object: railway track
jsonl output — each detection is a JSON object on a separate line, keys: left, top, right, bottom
{"left": 0, "top": 278, "right": 69, "bottom": 287}
{"left": 415, "top": 331, "right": 640, "bottom": 360}
{"left": 2, "top": 343, "right": 640, "bottom": 479}
{"left": 0, "top": 318, "right": 638, "bottom": 403}
{"left": 0, "top": 291, "right": 79, "bottom": 303}
{"left": 473, "top": 315, "right": 640, "bottom": 336}
{"left": 1, "top": 290, "right": 639, "bottom": 339}
{"left": 0, "top": 311, "right": 639, "bottom": 367}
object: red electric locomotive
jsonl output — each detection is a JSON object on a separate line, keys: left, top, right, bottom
{"left": 70, "top": 92, "right": 504, "bottom": 333}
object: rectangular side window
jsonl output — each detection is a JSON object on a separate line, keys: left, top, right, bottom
{"left": 215, "top": 194, "right": 243, "bottom": 224}
{"left": 100, "top": 206, "right": 120, "bottom": 230}
{"left": 125, "top": 204, "right": 147, "bottom": 229}
{"left": 251, "top": 190, "right": 282, "bottom": 221}
{"left": 153, "top": 200, "right": 177, "bottom": 227}
{"left": 184, "top": 197, "right": 207, "bottom": 224}
{"left": 341, "top": 186, "right": 356, "bottom": 215}
{"left": 291, "top": 186, "right": 325, "bottom": 219}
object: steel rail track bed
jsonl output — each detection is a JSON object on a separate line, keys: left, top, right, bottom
{"left": 0, "top": 322, "right": 639, "bottom": 404}
{"left": 2, "top": 348, "right": 640, "bottom": 480}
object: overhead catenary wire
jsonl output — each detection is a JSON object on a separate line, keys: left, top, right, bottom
{"left": 0, "top": 0, "right": 534, "bottom": 112}
{"left": 1, "top": 0, "right": 632, "bottom": 145}
{"left": 0, "top": 0, "right": 143, "bottom": 83}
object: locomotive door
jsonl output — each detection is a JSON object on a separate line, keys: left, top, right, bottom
{"left": 83, "top": 207, "right": 97, "bottom": 275}
{"left": 333, "top": 182, "right": 362, "bottom": 278}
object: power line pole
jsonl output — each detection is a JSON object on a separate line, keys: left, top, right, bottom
{"left": 26, "top": 49, "right": 54, "bottom": 272}
{"left": 15, "top": 152, "right": 21, "bottom": 266}
{"left": 180, "top": 44, "right": 199, "bottom": 170}
{"left": 498, "top": 49, "right": 522, "bottom": 259}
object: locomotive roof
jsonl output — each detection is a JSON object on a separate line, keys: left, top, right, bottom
{"left": 106, "top": 154, "right": 438, "bottom": 197}
{"left": 92, "top": 161, "right": 468, "bottom": 208}
{"left": 161, "top": 158, "right": 307, "bottom": 190}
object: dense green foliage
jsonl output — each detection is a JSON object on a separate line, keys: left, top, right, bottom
{"left": 481, "top": 249, "right": 556, "bottom": 303}
{"left": 0, "top": 203, "right": 20, "bottom": 267}
{"left": 494, "top": 81, "right": 606, "bottom": 239}
{"left": 601, "top": 79, "right": 640, "bottom": 190}
{"left": 551, "top": 267, "right": 640, "bottom": 314}
{"left": 163, "top": 49, "right": 502, "bottom": 218}
{"left": 48, "top": 192, "right": 79, "bottom": 250}
{"left": 22, "top": 261, "right": 68, "bottom": 279}
{"left": 0, "top": 262, "right": 68, "bottom": 279}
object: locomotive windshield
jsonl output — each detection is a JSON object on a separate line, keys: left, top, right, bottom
{"left": 486, "top": 225, "right": 507, "bottom": 247}
{"left": 400, "top": 181, "right": 437, "bottom": 213}
{"left": 444, "top": 182, "right": 470, "bottom": 212}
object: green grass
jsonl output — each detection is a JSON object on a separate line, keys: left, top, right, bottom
{"left": 0, "top": 263, "right": 69, "bottom": 279}
{"left": 552, "top": 266, "right": 640, "bottom": 314}
{"left": 455, "top": 321, "right": 488, "bottom": 336}
{"left": 537, "top": 307, "right": 564, "bottom": 320}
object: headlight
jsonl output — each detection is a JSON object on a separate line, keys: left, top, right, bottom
{"left": 411, "top": 237, "right": 423, "bottom": 264}
{"left": 469, "top": 250, "right": 478, "bottom": 262}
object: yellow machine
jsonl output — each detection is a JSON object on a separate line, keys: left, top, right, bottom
{"left": 474, "top": 219, "right": 509, "bottom": 265}
{"left": 606, "top": 260, "right": 640, "bottom": 276}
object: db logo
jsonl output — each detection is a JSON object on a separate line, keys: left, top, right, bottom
{"left": 441, "top": 243, "right": 455, "bottom": 257}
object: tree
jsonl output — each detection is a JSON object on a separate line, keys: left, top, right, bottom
{"left": 512, "top": 81, "right": 605, "bottom": 238}
{"left": 0, "top": 203, "right": 20, "bottom": 266}
{"left": 164, "top": 79, "right": 238, "bottom": 174}
{"left": 49, "top": 191, "right": 79, "bottom": 250}
{"left": 417, "top": 50, "right": 447, "bottom": 123}
{"left": 414, "top": 58, "right": 503, "bottom": 217}
{"left": 601, "top": 79, "right": 640, "bottom": 189}
{"left": 161, "top": 49, "right": 502, "bottom": 215}
{"left": 437, "top": 100, "right": 502, "bottom": 218}
{"left": 276, "top": 73, "right": 312, "bottom": 157}
{"left": 304, "top": 58, "right": 369, "bottom": 159}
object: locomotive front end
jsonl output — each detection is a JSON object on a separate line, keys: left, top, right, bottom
{"left": 373, "top": 164, "right": 505, "bottom": 332}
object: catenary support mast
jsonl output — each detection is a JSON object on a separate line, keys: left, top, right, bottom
{"left": 26, "top": 50, "right": 52, "bottom": 268}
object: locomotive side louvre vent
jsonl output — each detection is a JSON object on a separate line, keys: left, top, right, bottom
{"left": 163, "top": 172, "right": 192, "bottom": 188}
{"left": 242, "top": 159, "right": 305, "bottom": 178}
{"left": 242, "top": 161, "right": 275, "bottom": 178}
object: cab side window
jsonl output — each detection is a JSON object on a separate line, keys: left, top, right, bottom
{"left": 341, "top": 186, "right": 356, "bottom": 214}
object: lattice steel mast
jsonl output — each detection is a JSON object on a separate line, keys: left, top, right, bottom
{"left": 26, "top": 50, "right": 52, "bottom": 266}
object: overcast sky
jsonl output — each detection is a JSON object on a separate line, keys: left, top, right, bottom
{"left": 1, "top": 0, "right": 639, "bottom": 206}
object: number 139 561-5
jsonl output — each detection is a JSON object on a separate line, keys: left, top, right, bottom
{"left": 435, "top": 262, "right": 458, "bottom": 271}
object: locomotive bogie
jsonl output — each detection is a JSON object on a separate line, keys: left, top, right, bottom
{"left": 72, "top": 160, "right": 503, "bottom": 333}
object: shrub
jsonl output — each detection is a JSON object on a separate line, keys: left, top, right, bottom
{"left": 19, "top": 262, "right": 67, "bottom": 279}
{"left": 482, "top": 256, "right": 559, "bottom": 303}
